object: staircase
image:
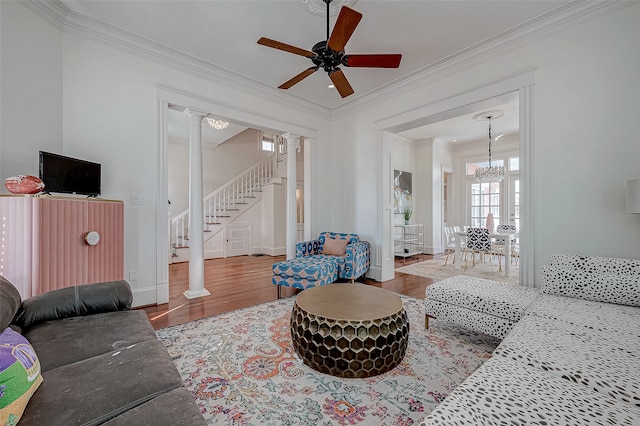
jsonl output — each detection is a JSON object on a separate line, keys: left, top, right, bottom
{"left": 171, "top": 136, "right": 286, "bottom": 262}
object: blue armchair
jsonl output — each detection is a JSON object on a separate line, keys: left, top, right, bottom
{"left": 296, "top": 231, "right": 371, "bottom": 282}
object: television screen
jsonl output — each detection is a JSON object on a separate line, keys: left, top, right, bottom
{"left": 39, "top": 151, "right": 101, "bottom": 196}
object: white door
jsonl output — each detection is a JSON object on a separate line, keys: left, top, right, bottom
{"left": 226, "top": 225, "right": 250, "bottom": 257}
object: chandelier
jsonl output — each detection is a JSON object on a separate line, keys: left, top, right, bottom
{"left": 205, "top": 117, "right": 229, "bottom": 130}
{"left": 473, "top": 110, "right": 505, "bottom": 183}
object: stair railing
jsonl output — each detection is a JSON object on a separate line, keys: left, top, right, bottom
{"left": 171, "top": 153, "right": 279, "bottom": 249}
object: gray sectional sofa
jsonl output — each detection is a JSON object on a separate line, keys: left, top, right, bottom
{"left": 421, "top": 254, "right": 640, "bottom": 425}
{"left": 0, "top": 276, "right": 206, "bottom": 426}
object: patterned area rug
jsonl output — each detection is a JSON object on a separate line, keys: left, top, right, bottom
{"left": 396, "top": 257, "right": 519, "bottom": 285}
{"left": 157, "top": 294, "right": 499, "bottom": 425}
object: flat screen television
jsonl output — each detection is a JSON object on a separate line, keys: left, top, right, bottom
{"left": 39, "top": 151, "right": 101, "bottom": 197}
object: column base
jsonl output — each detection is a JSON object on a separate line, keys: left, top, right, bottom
{"left": 183, "top": 288, "right": 211, "bottom": 299}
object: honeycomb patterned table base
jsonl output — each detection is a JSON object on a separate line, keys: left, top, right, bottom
{"left": 290, "top": 284, "right": 409, "bottom": 378}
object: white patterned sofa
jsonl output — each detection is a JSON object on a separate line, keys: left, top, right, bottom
{"left": 421, "top": 254, "right": 640, "bottom": 425}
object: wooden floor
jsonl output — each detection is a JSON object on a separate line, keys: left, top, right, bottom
{"left": 141, "top": 253, "right": 436, "bottom": 330}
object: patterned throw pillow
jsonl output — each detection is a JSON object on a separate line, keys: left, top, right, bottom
{"left": 541, "top": 266, "right": 640, "bottom": 307}
{"left": 322, "top": 237, "right": 349, "bottom": 256}
{"left": 0, "top": 327, "right": 43, "bottom": 425}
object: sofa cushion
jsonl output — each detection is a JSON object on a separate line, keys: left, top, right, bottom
{"left": 14, "top": 280, "right": 133, "bottom": 330}
{"left": 24, "top": 310, "right": 158, "bottom": 372}
{"left": 0, "top": 276, "right": 21, "bottom": 330}
{"left": 272, "top": 257, "right": 338, "bottom": 280}
{"left": 419, "top": 357, "right": 640, "bottom": 425}
{"left": 102, "top": 387, "right": 206, "bottom": 426}
{"left": 0, "top": 328, "right": 42, "bottom": 425}
{"left": 541, "top": 266, "right": 640, "bottom": 307}
{"left": 525, "top": 294, "right": 640, "bottom": 338}
{"left": 494, "top": 315, "right": 640, "bottom": 407}
{"left": 322, "top": 237, "right": 348, "bottom": 256}
{"left": 19, "top": 339, "right": 183, "bottom": 426}
{"left": 549, "top": 253, "right": 640, "bottom": 275}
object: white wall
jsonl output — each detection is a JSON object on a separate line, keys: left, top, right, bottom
{"left": 333, "top": 3, "right": 640, "bottom": 285}
{"left": 0, "top": 2, "right": 62, "bottom": 184}
{"left": 168, "top": 128, "right": 270, "bottom": 217}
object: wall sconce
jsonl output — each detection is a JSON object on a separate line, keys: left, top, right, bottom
{"left": 626, "top": 179, "right": 640, "bottom": 214}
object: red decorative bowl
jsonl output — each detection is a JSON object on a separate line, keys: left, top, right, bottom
{"left": 4, "top": 175, "right": 45, "bottom": 194}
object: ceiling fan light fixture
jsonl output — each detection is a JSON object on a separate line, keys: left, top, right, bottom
{"left": 206, "top": 117, "right": 230, "bottom": 130}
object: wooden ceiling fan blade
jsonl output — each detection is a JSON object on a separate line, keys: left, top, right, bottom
{"left": 327, "top": 6, "right": 362, "bottom": 53}
{"left": 329, "top": 68, "right": 354, "bottom": 98}
{"left": 278, "top": 67, "right": 318, "bottom": 90}
{"left": 257, "top": 37, "right": 314, "bottom": 58}
{"left": 344, "top": 54, "right": 402, "bottom": 68}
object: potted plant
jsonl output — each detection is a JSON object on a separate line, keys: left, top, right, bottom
{"left": 403, "top": 208, "right": 412, "bottom": 225}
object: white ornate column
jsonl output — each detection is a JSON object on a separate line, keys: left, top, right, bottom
{"left": 183, "top": 108, "right": 210, "bottom": 299}
{"left": 284, "top": 133, "right": 298, "bottom": 260}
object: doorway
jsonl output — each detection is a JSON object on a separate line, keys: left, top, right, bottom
{"left": 377, "top": 70, "right": 535, "bottom": 286}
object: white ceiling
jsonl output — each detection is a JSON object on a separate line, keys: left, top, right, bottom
{"left": 56, "top": 0, "right": 569, "bottom": 142}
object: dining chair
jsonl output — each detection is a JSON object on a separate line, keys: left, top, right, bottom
{"left": 443, "top": 226, "right": 460, "bottom": 266}
{"left": 463, "top": 227, "right": 492, "bottom": 269}
{"left": 491, "top": 224, "right": 518, "bottom": 270}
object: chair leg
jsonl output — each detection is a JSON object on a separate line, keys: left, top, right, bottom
{"left": 425, "top": 314, "right": 435, "bottom": 329}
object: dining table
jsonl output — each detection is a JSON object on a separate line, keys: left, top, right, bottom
{"left": 454, "top": 231, "right": 517, "bottom": 277}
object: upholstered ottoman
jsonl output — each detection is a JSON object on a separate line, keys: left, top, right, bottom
{"left": 424, "top": 276, "right": 539, "bottom": 339}
{"left": 272, "top": 257, "right": 338, "bottom": 298}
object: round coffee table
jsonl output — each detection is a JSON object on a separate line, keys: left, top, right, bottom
{"left": 290, "top": 284, "right": 409, "bottom": 378}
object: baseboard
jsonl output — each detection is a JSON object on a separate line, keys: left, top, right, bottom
{"left": 131, "top": 284, "right": 159, "bottom": 308}
{"left": 368, "top": 265, "right": 382, "bottom": 282}
{"left": 424, "top": 245, "right": 443, "bottom": 255}
{"left": 204, "top": 249, "right": 224, "bottom": 259}
{"left": 261, "top": 246, "right": 286, "bottom": 256}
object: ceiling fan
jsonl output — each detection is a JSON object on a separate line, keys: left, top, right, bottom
{"left": 257, "top": 0, "right": 402, "bottom": 98}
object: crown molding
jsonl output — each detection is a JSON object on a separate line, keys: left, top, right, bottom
{"left": 20, "top": 0, "right": 632, "bottom": 119}
{"left": 19, "top": 0, "right": 69, "bottom": 30}
{"left": 26, "top": 0, "right": 331, "bottom": 121}
{"left": 332, "top": 0, "right": 633, "bottom": 117}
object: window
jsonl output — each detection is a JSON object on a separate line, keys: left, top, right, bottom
{"left": 261, "top": 139, "right": 275, "bottom": 152}
{"left": 509, "top": 157, "right": 519, "bottom": 171}
{"left": 469, "top": 181, "right": 501, "bottom": 228}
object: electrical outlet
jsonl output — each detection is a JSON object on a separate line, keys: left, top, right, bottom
{"left": 132, "top": 194, "right": 144, "bottom": 205}
{"left": 129, "top": 270, "right": 138, "bottom": 281}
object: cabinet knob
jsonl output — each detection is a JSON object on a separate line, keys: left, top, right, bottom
{"left": 85, "top": 231, "right": 100, "bottom": 246}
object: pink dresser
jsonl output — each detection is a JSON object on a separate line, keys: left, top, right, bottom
{"left": 0, "top": 195, "right": 124, "bottom": 299}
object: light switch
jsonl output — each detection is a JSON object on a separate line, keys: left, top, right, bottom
{"left": 132, "top": 194, "right": 144, "bottom": 205}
